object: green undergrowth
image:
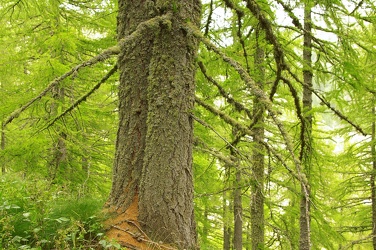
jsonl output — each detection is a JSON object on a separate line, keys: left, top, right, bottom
{"left": 0, "top": 173, "right": 119, "bottom": 250}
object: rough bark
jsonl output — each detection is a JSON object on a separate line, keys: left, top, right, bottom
{"left": 299, "top": 2, "right": 313, "bottom": 250}
{"left": 251, "top": 31, "right": 265, "bottom": 250}
{"left": 108, "top": 0, "right": 200, "bottom": 248}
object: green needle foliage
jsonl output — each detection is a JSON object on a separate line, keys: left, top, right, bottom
{"left": 1, "top": 0, "right": 376, "bottom": 249}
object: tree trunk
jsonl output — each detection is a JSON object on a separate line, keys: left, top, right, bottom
{"left": 107, "top": 0, "right": 200, "bottom": 248}
{"left": 299, "top": 2, "right": 313, "bottom": 250}
{"left": 223, "top": 180, "right": 232, "bottom": 250}
{"left": 251, "top": 30, "right": 265, "bottom": 250}
{"left": 1, "top": 123, "right": 5, "bottom": 175}
{"left": 49, "top": 85, "right": 67, "bottom": 182}
{"left": 233, "top": 162, "right": 243, "bottom": 250}
{"left": 371, "top": 97, "right": 376, "bottom": 250}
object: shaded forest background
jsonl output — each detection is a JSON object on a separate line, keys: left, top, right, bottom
{"left": 1, "top": 0, "right": 376, "bottom": 249}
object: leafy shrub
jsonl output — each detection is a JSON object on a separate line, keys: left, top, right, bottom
{"left": 0, "top": 173, "right": 110, "bottom": 249}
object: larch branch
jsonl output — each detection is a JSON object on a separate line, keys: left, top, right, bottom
{"left": 185, "top": 22, "right": 310, "bottom": 201}
{"left": 3, "top": 13, "right": 173, "bottom": 130}
{"left": 2, "top": 46, "right": 120, "bottom": 129}
{"left": 42, "top": 64, "right": 118, "bottom": 131}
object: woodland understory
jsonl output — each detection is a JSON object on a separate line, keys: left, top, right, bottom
{"left": 1, "top": 0, "right": 376, "bottom": 249}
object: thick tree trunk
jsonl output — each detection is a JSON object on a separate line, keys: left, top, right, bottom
{"left": 251, "top": 33, "right": 265, "bottom": 250}
{"left": 107, "top": 0, "right": 200, "bottom": 248}
{"left": 299, "top": 2, "right": 313, "bottom": 250}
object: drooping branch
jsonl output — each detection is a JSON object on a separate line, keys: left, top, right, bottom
{"left": 244, "top": 0, "right": 288, "bottom": 101}
{"left": 185, "top": 21, "right": 310, "bottom": 199}
{"left": 275, "top": 0, "right": 303, "bottom": 30}
{"left": 247, "top": 0, "right": 368, "bottom": 137}
{"left": 203, "top": 0, "right": 214, "bottom": 37}
{"left": 42, "top": 64, "right": 118, "bottom": 131}
{"left": 191, "top": 114, "right": 241, "bottom": 158}
{"left": 3, "top": 46, "right": 120, "bottom": 129}
{"left": 194, "top": 137, "right": 237, "bottom": 167}
{"left": 244, "top": 0, "right": 286, "bottom": 70}
{"left": 222, "top": 0, "right": 250, "bottom": 73}
{"left": 3, "top": 13, "right": 173, "bottom": 130}
{"left": 285, "top": 70, "right": 368, "bottom": 136}
{"left": 195, "top": 97, "right": 254, "bottom": 137}
{"left": 197, "top": 61, "right": 253, "bottom": 120}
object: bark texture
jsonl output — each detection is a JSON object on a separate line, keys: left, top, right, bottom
{"left": 251, "top": 34, "right": 265, "bottom": 250}
{"left": 299, "top": 3, "right": 313, "bottom": 250}
{"left": 108, "top": 0, "right": 201, "bottom": 248}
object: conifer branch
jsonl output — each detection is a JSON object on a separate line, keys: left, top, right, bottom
{"left": 243, "top": 0, "right": 369, "bottom": 137}
{"left": 314, "top": 91, "right": 368, "bottom": 136}
{"left": 185, "top": 22, "right": 310, "bottom": 200}
{"left": 261, "top": 141, "right": 302, "bottom": 183}
{"left": 42, "top": 64, "right": 118, "bottom": 131}
{"left": 203, "top": 0, "right": 214, "bottom": 37}
{"left": 2, "top": 47, "right": 120, "bottom": 128}
{"left": 285, "top": 71, "right": 368, "bottom": 136}
{"left": 197, "top": 61, "right": 253, "bottom": 120}
{"left": 281, "top": 77, "right": 304, "bottom": 124}
{"left": 191, "top": 114, "right": 240, "bottom": 154}
{"left": 275, "top": 0, "right": 303, "bottom": 30}
{"left": 222, "top": 0, "right": 251, "bottom": 72}
{"left": 3, "top": 13, "right": 172, "bottom": 129}
{"left": 339, "top": 234, "right": 374, "bottom": 250}
{"left": 194, "top": 137, "right": 237, "bottom": 167}
{"left": 244, "top": 0, "right": 286, "bottom": 70}
{"left": 195, "top": 97, "right": 254, "bottom": 137}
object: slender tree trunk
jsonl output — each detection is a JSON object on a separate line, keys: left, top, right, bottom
{"left": 251, "top": 30, "right": 265, "bottom": 250}
{"left": 49, "top": 85, "right": 67, "bottom": 182}
{"left": 107, "top": 1, "right": 200, "bottom": 248}
{"left": 202, "top": 205, "right": 209, "bottom": 247}
{"left": 371, "top": 97, "right": 376, "bottom": 250}
{"left": 233, "top": 161, "right": 243, "bottom": 250}
{"left": 300, "top": 2, "right": 313, "bottom": 250}
{"left": 1, "top": 123, "right": 5, "bottom": 175}
{"left": 246, "top": 222, "right": 251, "bottom": 250}
{"left": 223, "top": 183, "right": 231, "bottom": 250}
